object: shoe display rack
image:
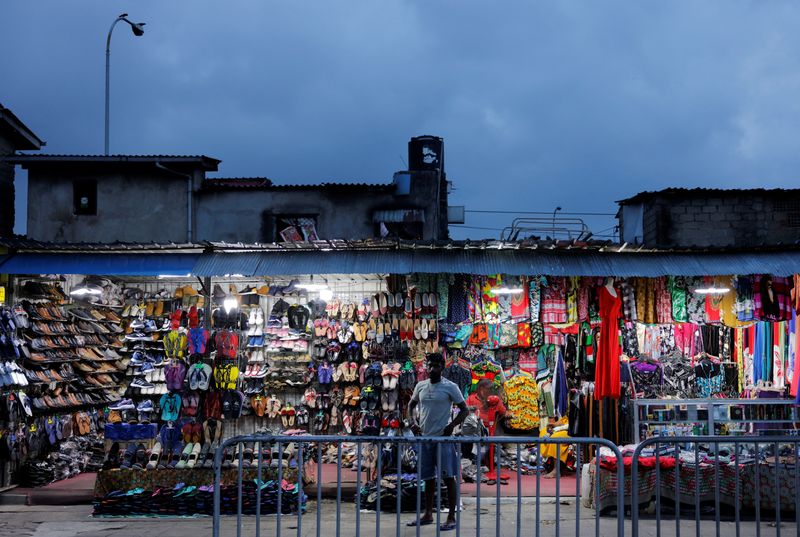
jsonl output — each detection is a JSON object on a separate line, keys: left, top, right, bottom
{"left": 21, "top": 299, "right": 126, "bottom": 411}
{"left": 0, "top": 278, "right": 123, "bottom": 487}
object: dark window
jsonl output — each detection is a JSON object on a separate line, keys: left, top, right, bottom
{"left": 775, "top": 199, "right": 800, "bottom": 227}
{"left": 376, "top": 221, "right": 424, "bottom": 240}
{"left": 73, "top": 180, "right": 97, "bottom": 215}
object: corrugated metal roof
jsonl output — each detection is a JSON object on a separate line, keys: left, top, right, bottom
{"left": 0, "top": 105, "right": 45, "bottom": 149}
{"left": 191, "top": 250, "right": 800, "bottom": 277}
{"left": 617, "top": 187, "right": 800, "bottom": 205}
{"left": 4, "top": 239, "right": 800, "bottom": 277}
{"left": 202, "top": 178, "right": 272, "bottom": 189}
{"left": 191, "top": 252, "right": 265, "bottom": 277}
{"left": 7, "top": 154, "right": 220, "bottom": 170}
{"left": 0, "top": 253, "right": 200, "bottom": 276}
{"left": 0, "top": 237, "right": 202, "bottom": 253}
{"left": 267, "top": 182, "right": 394, "bottom": 191}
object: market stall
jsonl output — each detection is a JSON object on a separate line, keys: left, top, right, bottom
{"left": 1, "top": 240, "right": 799, "bottom": 515}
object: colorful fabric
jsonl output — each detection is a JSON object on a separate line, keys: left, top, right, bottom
{"left": 516, "top": 322, "right": 532, "bottom": 348}
{"left": 528, "top": 276, "right": 543, "bottom": 322}
{"left": 734, "top": 275, "right": 756, "bottom": 322}
{"left": 577, "top": 278, "right": 591, "bottom": 322}
{"left": 668, "top": 276, "right": 688, "bottom": 322}
{"left": 468, "top": 277, "right": 483, "bottom": 323}
{"left": 595, "top": 285, "right": 622, "bottom": 399}
{"left": 481, "top": 276, "right": 500, "bottom": 323}
{"left": 686, "top": 277, "right": 707, "bottom": 324}
{"left": 447, "top": 274, "right": 470, "bottom": 324}
{"left": 754, "top": 275, "right": 792, "bottom": 321}
{"left": 619, "top": 279, "right": 638, "bottom": 322}
{"left": 510, "top": 277, "right": 531, "bottom": 320}
{"left": 655, "top": 277, "right": 673, "bottom": 324}
{"left": 503, "top": 372, "right": 539, "bottom": 430}
{"left": 674, "top": 323, "right": 699, "bottom": 360}
{"left": 718, "top": 276, "right": 748, "bottom": 328}
{"left": 634, "top": 278, "right": 657, "bottom": 324}
{"left": 541, "top": 277, "right": 568, "bottom": 324}
{"left": 566, "top": 277, "right": 579, "bottom": 324}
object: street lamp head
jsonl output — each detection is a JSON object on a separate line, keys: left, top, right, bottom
{"left": 130, "top": 22, "right": 146, "bottom": 36}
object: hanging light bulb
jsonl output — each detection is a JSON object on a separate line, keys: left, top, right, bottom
{"left": 223, "top": 297, "right": 238, "bottom": 313}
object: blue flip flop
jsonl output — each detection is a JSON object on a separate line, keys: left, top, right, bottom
{"left": 440, "top": 522, "right": 457, "bottom": 532}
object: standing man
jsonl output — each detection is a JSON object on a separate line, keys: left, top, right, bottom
{"left": 407, "top": 353, "right": 469, "bottom": 531}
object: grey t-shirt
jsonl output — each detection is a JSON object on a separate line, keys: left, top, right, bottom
{"left": 410, "top": 378, "right": 465, "bottom": 436}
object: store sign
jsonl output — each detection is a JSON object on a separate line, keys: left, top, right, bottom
{"left": 0, "top": 286, "right": 5, "bottom": 302}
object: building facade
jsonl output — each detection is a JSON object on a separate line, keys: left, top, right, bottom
{"left": 617, "top": 188, "right": 800, "bottom": 248}
{"left": 0, "top": 105, "right": 44, "bottom": 237}
{"left": 9, "top": 136, "right": 451, "bottom": 244}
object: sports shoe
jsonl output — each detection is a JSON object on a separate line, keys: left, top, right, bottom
{"left": 129, "top": 378, "right": 155, "bottom": 389}
{"left": 109, "top": 398, "right": 136, "bottom": 410}
{"left": 137, "top": 399, "right": 154, "bottom": 412}
{"left": 139, "top": 362, "right": 155, "bottom": 374}
{"left": 125, "top": 332, "right": 151, "bottom": 341}
{"left": 129, "top": 319, "right": 145, "bottom": 331}
{"left": 130, "top": 352, "right": 146, "bottom": 365}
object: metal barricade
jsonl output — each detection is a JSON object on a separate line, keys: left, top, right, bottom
{"left": 630, "top": 435, "right": 800, "bottom": 537}
{"left": 211, "top": 434, "right": 625, "bottom": 537}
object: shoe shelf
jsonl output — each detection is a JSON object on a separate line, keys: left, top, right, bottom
{"left": 16, "top": 297, "right": 127, "bottom": 417}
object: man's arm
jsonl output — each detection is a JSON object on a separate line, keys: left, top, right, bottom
{"left": 442, "top": 401, "right": 469, "bottom": 437}
{"left": 407, "top": 398, "right": 420, "bottom": 434}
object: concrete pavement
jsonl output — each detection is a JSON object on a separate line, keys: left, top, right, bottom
{"left": 0, "top": 500, "right": 787, "bottom": 537}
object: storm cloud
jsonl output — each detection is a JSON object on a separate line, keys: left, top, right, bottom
{"left": 4, "top": 1, "right": 800, "bottom": 239}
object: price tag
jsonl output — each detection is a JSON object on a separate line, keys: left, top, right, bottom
{"left": 0, "top": 286, "right": 5, "bottom": 302}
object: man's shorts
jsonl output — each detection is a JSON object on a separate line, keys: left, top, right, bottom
{"left": 418, "top": 443, "right": 460, "bottom": 481}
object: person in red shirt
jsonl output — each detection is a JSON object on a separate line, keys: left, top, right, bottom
{"left": 466, "top": 379, "right": 507, "bottom": 429}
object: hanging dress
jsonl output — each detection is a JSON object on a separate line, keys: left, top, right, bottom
{"left": 595, "top": 285, "right": 622, "bottom": 400}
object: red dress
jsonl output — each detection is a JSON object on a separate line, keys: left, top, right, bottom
{"left": 596, "top": 286, "right": 622, "bottom": 399}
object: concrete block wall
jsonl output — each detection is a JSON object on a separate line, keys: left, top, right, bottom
{"left": 643, "top": 193, "right": 800, "bottom": 247}
{"left": 27, "top": 169, "right": 189, "bottom": 243}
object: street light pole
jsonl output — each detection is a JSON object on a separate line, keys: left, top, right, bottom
{"left": 105, "top": 13, "right": 146, "bottom": 155}
{"left": 552, "top": 206, "right": 562, "bottom": 240}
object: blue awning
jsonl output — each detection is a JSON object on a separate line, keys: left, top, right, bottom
{"left": 3, "top": 248, "right": 800, "bottom": 278}
{"left": 192, "top": 250, "right": 800, "bottom": 277}
{"left": 0, "top": 253, "right": 200, "bottom": 276}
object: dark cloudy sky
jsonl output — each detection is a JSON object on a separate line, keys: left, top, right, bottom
{"left": 5, "top": 1, "right": 800, "bottom": 240}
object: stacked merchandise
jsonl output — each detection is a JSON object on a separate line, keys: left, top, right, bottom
{"left": 93, "top": 479, "right": 306, "bottom": 516}
{"left": 1, "top": 278, "right": 120, "bottom": 487}
{"left": 437, "top": 273, "right": 800, "bottom": 446}
{"left": 264, "top": 287, "right": 439, "bottom": 439}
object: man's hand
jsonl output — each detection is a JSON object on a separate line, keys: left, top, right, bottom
{"left": 442, "top": 423, "right": 455, "bottom": 437}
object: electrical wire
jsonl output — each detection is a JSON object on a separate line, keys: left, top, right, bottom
{"left": 464, "top": 209, "right": 617, "bottom": 216}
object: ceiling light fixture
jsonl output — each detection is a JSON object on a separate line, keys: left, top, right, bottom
{"left": 296, "top": 283, "right": 329, "bottom": 291}
{"left": 491, "top": 287, "right": 524, "bottom": 295}
{"left": 70, "top": 287, "right": 103, "bottom": 296}
{"left": 223, "top": 297, "right": 239, "bottom": 313}
{"left": 694, "top": 287, "right": 730, "bottom": 295}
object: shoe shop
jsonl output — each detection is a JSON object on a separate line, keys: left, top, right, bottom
{"left": 1, "top": 239, "right": 799, "bottom": 515}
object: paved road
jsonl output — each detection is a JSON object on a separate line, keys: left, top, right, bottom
{"left": 0, "top": 500, "right": 788, "bottom": 537}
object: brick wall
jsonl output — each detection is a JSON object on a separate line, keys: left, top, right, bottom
{"left": 642, "top": 193, "right": 800, "bottom": 247}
